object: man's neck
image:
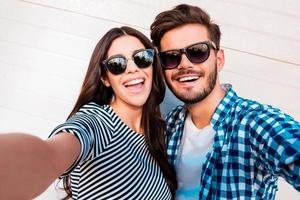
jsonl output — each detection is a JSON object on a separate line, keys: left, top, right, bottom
{"left": 187, "top": 83, "right": 225, "bottom": 129}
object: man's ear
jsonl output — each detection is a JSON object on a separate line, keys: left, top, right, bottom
{"left": 101, "top": 76, "right": 110, "bottom": 87}
{"left": 216, "top": 49, "right": 225, "bottom": 72}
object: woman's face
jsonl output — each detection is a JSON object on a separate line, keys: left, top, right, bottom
{"left": 102, "top": 35, "right": 153, "bottom": 109}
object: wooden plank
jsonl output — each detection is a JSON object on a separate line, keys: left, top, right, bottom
{"left": 0, "top": 18, "right": 95, "bottom": 60}
{"left": 0, "top": 41, "right": 87, "bottom": 81}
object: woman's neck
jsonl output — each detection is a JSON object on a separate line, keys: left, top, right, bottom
{"left": 110, "top": 101, "right": 144, "bottom": 134}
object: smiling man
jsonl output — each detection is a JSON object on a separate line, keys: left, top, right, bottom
{"left": 150, "top": 4, "right": 300, "bottom": 200}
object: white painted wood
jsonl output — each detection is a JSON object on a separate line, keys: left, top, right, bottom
{"left": 0, "top": 18, "right": 94, "bottom": 60}
{"left": 22, "top": 0, "right": 300, "bottom": 64}
{"left": 222, "top": 49, "right": 300, "bottom": 120}
{"left": 0, "top": 0, "right": 299, "bottom": 199}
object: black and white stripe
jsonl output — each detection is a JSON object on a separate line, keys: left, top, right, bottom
{"left": 50, "top": 102, "right": 171, "bottom": 200}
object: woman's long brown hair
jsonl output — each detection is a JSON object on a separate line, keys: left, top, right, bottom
{"left": 60, "top": 26, "right": 177, "bottom": 199}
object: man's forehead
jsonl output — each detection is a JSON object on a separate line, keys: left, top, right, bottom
{"left": 160, "top": 24, "right": 210, "bottom": 51}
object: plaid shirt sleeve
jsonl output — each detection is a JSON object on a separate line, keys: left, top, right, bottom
{"left": 248, "top": 104, "right": 300, "bottom": 191}
{"left": 165, "top": 105, "right": 186, "bottom": 168}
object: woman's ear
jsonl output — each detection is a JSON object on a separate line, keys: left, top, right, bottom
{"left": 101, "top": 76, "right": 110, "bottom": 87}
{"left": 216, "top": 49, "right": 225, "bottom": 72}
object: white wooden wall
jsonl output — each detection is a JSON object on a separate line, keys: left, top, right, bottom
{"left": 0, "top": 0, "right": 299, "bottom": 199}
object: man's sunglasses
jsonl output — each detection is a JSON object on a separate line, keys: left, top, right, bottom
{"left": 159, "top": 41, "right": 217, "bottom": 70}
{"left": 102, "top": 49, "right": 155, "bottom": 75}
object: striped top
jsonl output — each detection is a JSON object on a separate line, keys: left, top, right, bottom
{"left": 49, "top": 102, "right": 172, "bottom": 200}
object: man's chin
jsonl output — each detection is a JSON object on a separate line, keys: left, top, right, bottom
{"left": 179, "top": 97, "right": 204, "bottom": 105}
{"left": 173, "top": 92, "right": 207, "bottom": 104}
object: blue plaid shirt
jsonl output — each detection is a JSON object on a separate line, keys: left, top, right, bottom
{"left": 166, "top": 84, "right": 300, "bottom": 199}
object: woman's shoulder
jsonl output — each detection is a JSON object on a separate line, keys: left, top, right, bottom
{"left": 78, "top": 102, "right": 112, "bottom": 116}
{"left": 68, "top": 102, "right": 115, "bottom": 127}
{"left": 79, "top": 102, "right": 106, "bottom": 111}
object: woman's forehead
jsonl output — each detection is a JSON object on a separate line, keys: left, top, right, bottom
{"left": 107, "top": 35, "right": 145, "bottom": 57}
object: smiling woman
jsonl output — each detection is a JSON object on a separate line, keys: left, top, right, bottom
{"left": 101, "top": 36, "right": 154, "bottom": 109}
{"left": 0, "top": 26, "right": 177, "bottom": 200}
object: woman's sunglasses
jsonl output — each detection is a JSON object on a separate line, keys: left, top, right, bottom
{"left": 102, "top": 49, "right": 155, "bottom": 75}
{"left": 159, "top": 41, "right": 217, "bottom": 70}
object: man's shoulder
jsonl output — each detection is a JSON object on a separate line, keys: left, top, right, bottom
{"left": 229, "top": 96, "right": 297, "bottom": 126}
{"left": 220, "top": 84, "right": 275, "bottom": 116}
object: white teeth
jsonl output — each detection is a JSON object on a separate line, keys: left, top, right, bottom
{"left": 125, "top": 79, "right": 144, "bottom": 86}
{"left": 178, "top": 76, "right": 199, "bottom": 82}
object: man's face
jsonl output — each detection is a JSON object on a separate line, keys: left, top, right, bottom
{"left": 160, "top": 24, "right": 222, "bottom": 104}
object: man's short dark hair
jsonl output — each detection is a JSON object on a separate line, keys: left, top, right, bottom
{"left": 150, "top": 4, "right": 221, "bottom": 50}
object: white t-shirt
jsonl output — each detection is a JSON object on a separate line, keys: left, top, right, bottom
{"left": 176, "top": 114, "right": 215, "bottom": 200}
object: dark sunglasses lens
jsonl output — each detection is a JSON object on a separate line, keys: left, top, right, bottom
{"left": 133, "top": 50, "right": 154, "bottom": 68}
{"left": 160, "top": 51, "right": 181, "bottom": 69}
{"left": 186, "top": 43, "right": 209, "bottom": 63}
{"left": 106, "top": 57, "right": 126, "bottom": 75}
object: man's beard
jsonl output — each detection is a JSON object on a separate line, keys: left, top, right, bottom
{"left": 167, "top": 63, "right": 218, "bottom": 104}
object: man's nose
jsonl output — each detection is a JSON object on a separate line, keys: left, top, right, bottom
{"left": 177, "top": 53, "right": 193, "bottom": 70}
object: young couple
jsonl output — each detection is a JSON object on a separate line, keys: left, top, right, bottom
{"left": 1, "top": 4, "right": 299, "bottom": 200}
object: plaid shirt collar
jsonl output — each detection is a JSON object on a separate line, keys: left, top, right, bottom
{"left": 166, "top": 84, "right": 236, "bottom": 165}
{"left": 211, "top": 84, "right": 235, "bottom": 128}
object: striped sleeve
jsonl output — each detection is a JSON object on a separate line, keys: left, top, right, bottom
{"left": 49, "top": 113, "right": 95, "bottom": 176}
